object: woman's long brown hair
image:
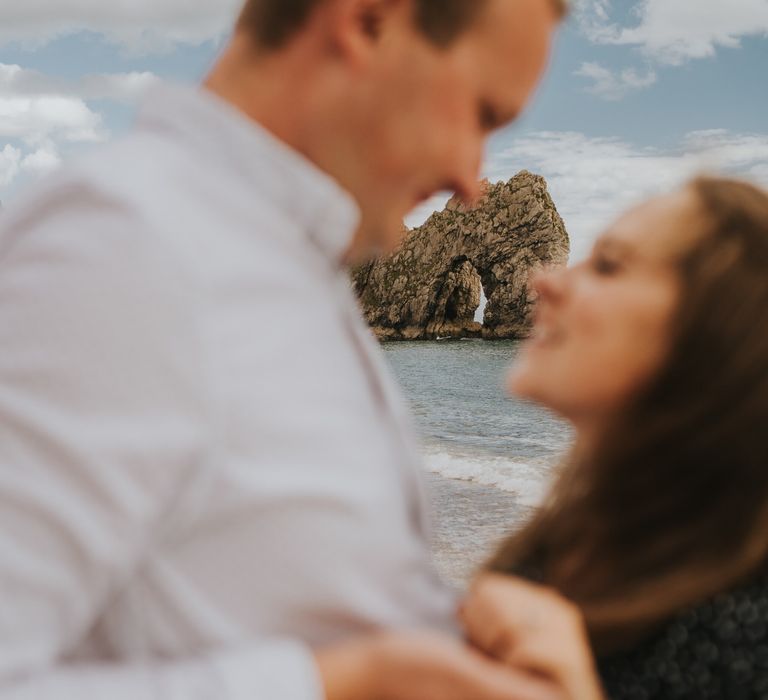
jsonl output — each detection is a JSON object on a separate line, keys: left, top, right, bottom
{"left": 488, "top": 177, "right": 768, "bottom": 655}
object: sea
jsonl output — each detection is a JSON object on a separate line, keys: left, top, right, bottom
{"left": 382, "top": 339, "right": 573, "bottom": 586}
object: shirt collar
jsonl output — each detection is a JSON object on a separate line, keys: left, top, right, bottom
{"left": 136, "top": 82, "right": 361, "bottom": 265}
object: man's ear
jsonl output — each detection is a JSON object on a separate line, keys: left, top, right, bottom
{"left": 320, "top": 0, "right": 410, "bottom": 66}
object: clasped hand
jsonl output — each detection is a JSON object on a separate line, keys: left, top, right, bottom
{"left": 460, "top": 574, "right": 606, "bottom": 700}
{"left": 318, "top": 574, "right": 605, "bottom": 700}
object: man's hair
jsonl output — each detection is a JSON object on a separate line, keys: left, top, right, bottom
{"left": 237, "top": 0, "right": 567, "bottom": 51}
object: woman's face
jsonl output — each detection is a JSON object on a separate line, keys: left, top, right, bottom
{"left": 509, "top": 189, "right": 701, "bottom": 428}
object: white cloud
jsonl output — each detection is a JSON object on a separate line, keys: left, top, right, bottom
{"left": 0, "top": 144, "right": 21, "bottom": 188}
{"left": 20, "top": 142, "right": 61, "bottom": 175}
{"left": 408, "top": 130, "right": 768, "bottom": 263}
{"left": 0, "top": 93, "right": 100, "bottom": 194}
{"left": 751, "top": 163, "right": 768, "bottom": 182}
{"left": 0, "top": 0, "right": 242, "bottom": 51}
{"left": 587, "top": 0, "right": 612, "bottom": 23}
{"left": 0, "top": 95, "right": 105, "bottom": 145}
{"left": 79, "top": 72, "right": 160, "bottom": 102}
{"left": 0, "top": 64, "right": 162, "bottom": 196}
{"left": 573, "top": 0, "right": 619, "bottom": 42}
{"left": 486, "top": 129, "right": 768, "bottom": 260}
{"left": 577, "top": 0, "right": 768, "bottom": 65}
{"left": 575, "top": 61, "right": 657, "bottom": 100}
{"left": 0, "top": 64, "right": 160, "bottom": 103}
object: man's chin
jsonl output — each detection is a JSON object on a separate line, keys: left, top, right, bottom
{"left": 345, "top": 221, "right": 407, "bottom": 264}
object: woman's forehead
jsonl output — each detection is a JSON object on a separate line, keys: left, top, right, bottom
{"left": 600, "top": 189, "right": 703, "bottom": 261}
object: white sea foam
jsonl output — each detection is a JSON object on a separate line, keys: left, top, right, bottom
{"left": 423, "top": 447, "right": 558, "bottom": 508}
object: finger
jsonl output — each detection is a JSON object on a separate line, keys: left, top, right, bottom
{"left": 467, "top": 574, "right": 546, "bottom": 625}
{"left": 460, "top": 594, "right": 511, "bottom": 657}
{"left": 506, "top": 635, "right": 604, "bottom": 700}
{"left": 489, "top": 670, "right": 566, "bottom": 700}
{"left": 505, "top": 636, "right": 567, "bottom": 679}
{"left": 462, "top": 589, "right": 542, "bottom": 659}
{"left": 472, "top": 575, "right": 582, "bottom": 644}
{"left": 460, "top": 650, "right": 567, "bottom": 700}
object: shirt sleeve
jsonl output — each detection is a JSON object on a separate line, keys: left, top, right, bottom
{"left": 0, "top": 181, "right": 324, "bottom": 700}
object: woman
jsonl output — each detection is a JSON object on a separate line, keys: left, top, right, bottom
{"left": 460, "top": 176, "right": 768, "bottom": 699}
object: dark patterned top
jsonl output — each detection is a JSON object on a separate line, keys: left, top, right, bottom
{"left": 598, "top": 575, "right": 768, "bottom": 699}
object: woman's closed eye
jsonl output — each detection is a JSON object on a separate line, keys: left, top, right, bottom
{"left": 590, "top": 253, "right": 622, "bottom": 276}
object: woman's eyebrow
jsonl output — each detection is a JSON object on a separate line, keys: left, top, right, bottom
{"left": 594, "top": 236, "right": 635, "bottom": 259}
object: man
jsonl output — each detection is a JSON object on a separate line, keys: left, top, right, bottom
{"left": 0, "top": 0, "right": 563, "bottom": 698}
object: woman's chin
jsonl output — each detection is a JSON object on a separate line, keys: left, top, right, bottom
{"left": 506, "top": 360, "right": 538, "bottom": 401}
{"left": 506, "top": 359, "right": 560, "bottom": 414}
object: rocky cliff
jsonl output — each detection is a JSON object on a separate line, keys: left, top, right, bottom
{"left": 352, "top": 171, "right": 569, "bottom": 340}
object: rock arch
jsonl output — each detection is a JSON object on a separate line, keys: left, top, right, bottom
{"left": 424, "top": 257, "right": 483, "bottom": 338}
{"left": 353, "top": 171, "right": 569, "bottom": 340}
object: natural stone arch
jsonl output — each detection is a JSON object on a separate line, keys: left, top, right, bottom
{"left": 424, "top": 257, "right": 483, "bottom": 338}
{"left": 353, "top": 171, "right": 569, "bottom": 341}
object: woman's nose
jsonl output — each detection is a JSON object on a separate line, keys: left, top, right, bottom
{"left": 532, "top": 266, "right": 567, "bottom": 302}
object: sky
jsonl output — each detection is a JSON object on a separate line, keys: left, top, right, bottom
{"left": 0, "top": 0, "right": 766, "bottom": 260}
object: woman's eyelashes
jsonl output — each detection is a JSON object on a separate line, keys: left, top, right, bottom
{"left": 590, "top": 252, "right": 622, "bottom": 276}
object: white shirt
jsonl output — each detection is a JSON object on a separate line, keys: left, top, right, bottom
{"left": 0, "top": 84, "right": 455, "bottom": 699}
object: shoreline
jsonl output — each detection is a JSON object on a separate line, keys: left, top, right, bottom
{"left": 425, "top": 472, "right": 531, "bottom": 589}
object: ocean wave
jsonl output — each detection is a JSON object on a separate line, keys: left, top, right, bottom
{"left": 423, "top": 447, "right": 557, "bottom": 508}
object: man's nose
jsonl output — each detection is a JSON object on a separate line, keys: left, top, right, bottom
{"left": 449, "top": 138, "right": 485, "bottom": 206}
{"left": 454, "top": 180, "right": 483, "bottom": 206}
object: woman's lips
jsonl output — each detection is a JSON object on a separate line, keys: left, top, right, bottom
{"left": 530, "top": 324, "right": 565, "bottom": 347}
